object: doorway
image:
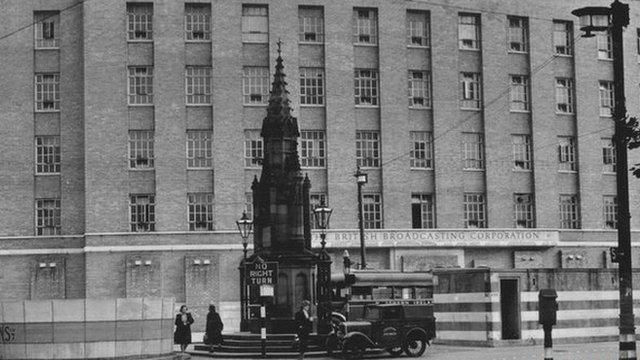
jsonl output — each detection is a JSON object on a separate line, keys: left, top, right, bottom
{"left": 500, "top": 278, "right": 521, "bottom": 340}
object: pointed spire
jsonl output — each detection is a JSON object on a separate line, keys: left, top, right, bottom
{"left": 261, "top": 39, "right": 298, "bottom": 139}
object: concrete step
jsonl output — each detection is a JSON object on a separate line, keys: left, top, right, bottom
{"left": 194, "top": 344, "right": 323, "bottom": 353}
{"left": 187, "top": 349, "right": 328, "bottom": 358}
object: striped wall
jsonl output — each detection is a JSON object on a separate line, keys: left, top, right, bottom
{"left": 0, "top": 298, "right": 175, "bottom": 359}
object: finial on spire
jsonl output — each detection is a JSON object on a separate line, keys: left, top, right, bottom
{"left": 276, "top": 38, "right": 283, "bottom": 56}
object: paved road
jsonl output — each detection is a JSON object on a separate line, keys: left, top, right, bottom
{"left": 184, "top": 341, "right": 622, "bottom": 360}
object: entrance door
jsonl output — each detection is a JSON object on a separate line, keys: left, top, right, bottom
{"left": 500, "top": 278, "right": 520, "bottom": 340}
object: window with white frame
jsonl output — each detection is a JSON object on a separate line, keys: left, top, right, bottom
{"left": 558, "top": 136, "right": 577, "bottom": 171}
{"left": 36, "top": 198, "right": 61, "bottom": 236}
{"left": 185, "top": 3, "right": 211, "bottom": 41}
{"left": 507, "top": 16, "right": 528, "bottom": 52}
{"left": 35, "top": 136, "right": 60, "bottom": 174}
{"left": 512, "top": 134, "right": 532, "bottom": 171}
{"left": 602, "top": 137, "right": 616, "bottom": 173}
{"left": 411, "top": 194, "right": 434, "bottom": 229}
{"left": 514, "top": 193, "right": 534, "bottom": 228}
{"left": 603, "top": 195, "right": 617, "bottom": 229}
{"left": 363, "top": 193, "right": 382, "bottom": 229}
{"left": 243, "top": 66, "right": 269, "bottom": 105}
{"left": 559, "top": 194, "right": 580, "bottom": 229}
{"left": 407, "top": 10, "right": 430, "bottom": 47}
{"left": 127, "top": 3, "right": 153, "bottom": 41}
{"left": 464, "top": 192, "right": 486, "bottom": 228}
{"left": 597, "top": 30, "right": 612, "bottom": 60}
{"left": 34, "top": 11, "right": 59, "bottom": 49}
{"left": 244, "top": 130, "right": 263, "bottom": 167}
{"left": 300, "top": 130, "right": 326, "bottom": 167}
{"left": 354, "top": 69, "right": 379, "bottom": 106}
{"left": 460, "top": 72, "right": 481, "bottom": 109}
{"left": 310, "top": 193, "right": 328, "bottom": 229}
{"left": 462, "top": 132, "right": 484, "bottom": 170}
{"left": 128, "top": 67, "right": 153, "bottom": 105}
{"left": 599, "top": 80, "right": 614, "bottom": 117}
{"left": 129, "top": 130, "right": 154, "bottom": 169}
{"left": 555, "top": 77, "right": 574, "bottom": 114}
{"left": 130, "top": 194, "right": 155, "bottom": 232}
{"left": 187, "top": 130, "right": 212, "bottom": 168}
{"left": 300, "top": 67, "right": 324, "bottom": 105}
{"left": 553, "top": 20, "right": 573, "bottom": 56}
{"left": 353, "top": 8, "right": 378, "bottom": 45}
{"left": 408, "top": 71, "right": 431, "bottom": 108}
{"left": 459, "top": 13, "right": 480, "bottom": 50}
{"left": 35, "top": 73, "right": 60, "bottom": 111}
{"left": 410, "top": 131, "right": 433, "bottom": 169}
{"left": 510, "top": 75, "right": 529, "bottom": 111}
{"left": 356, "top": 131, "right": 380, "bottom": 168}
{"left": 242, "top": 4, "right": 268, "bottom": 43}
{"left": 299, "top": 6, "right": 324, "bottom": 43}
{"left": 185, "top": 66, "right": 212, "bottom": 105}
{"left": 245, "top": 192, "right": 254, "bottom": 219}
{"left": 188, "top": 193, "right": 214, "bottom": 231}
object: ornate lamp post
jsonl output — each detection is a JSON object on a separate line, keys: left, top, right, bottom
{"left": 573, "top": 3, "right": 635, "bottom": 359}
{"left": 354, "top": 166, "right": 368, "bottom": 269}
{"left": 313, "top": 201, "right": 333, "bottom": 249}
{"left": 314, "top": 201, "right": 333, "bottom": 333}
{"left": 236, "top": 211, "right": 253, "bottom": 260}
{"left": 236, "top": 211, "right": 253, "bottom": 331}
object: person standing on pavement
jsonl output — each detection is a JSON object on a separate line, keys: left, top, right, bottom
{"left": 295, "top": 300, "right": 313, "bottom": 360}
{"left": 174, "top": 305, "right": 194, "bottom": 354}
{"left": 204, "top": 304, "right": 223, "bottom": 353}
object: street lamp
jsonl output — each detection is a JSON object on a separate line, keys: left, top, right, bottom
{"left": 236, "top": 211, "right": 253, "bottom": 260}
{"left": 354, "top": 166, "right": 368, "bottom": 269}
{"left": 313, "top": 200, "right": 333, "bottom": 250}
{"left": 573, "top": 3, "right": 635, "bottom": 359}
{"left": 236, "top": 211, "right": 253, "bottom": 332}
{"left": 342, "top": 250, "right": 351, "bottom": 276}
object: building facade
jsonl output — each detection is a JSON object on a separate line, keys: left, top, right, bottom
{"left": 2, "top": 0, "right": 640, "bottom": 331}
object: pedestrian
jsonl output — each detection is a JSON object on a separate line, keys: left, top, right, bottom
{"left": 174, "top": 305, "right": 194, "bottom": 354}
{"left": 204, "top": 304, "right": 223, "bottom": 353}
{"left": 294, "top": 300, "right": 313, "bottom": 360}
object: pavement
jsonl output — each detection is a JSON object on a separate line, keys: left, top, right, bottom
{"left": 180, "top": 341, "right": 623, "bottom": 360}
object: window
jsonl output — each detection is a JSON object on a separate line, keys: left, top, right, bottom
{"left": 460, "top": 72, "right": 481, "bottom": 109}
{"left": 597, "top": 30, "right": 612, "bottom": 60}
{"left": 128, "top": 67, "right": 153, "bottom": 105}
{"left": 410, "top": 131, "right": 433, "bottom": 169}
{"left": 555, "top": 78, "right": 574, "bottom": 114}
{"left": 463, "top": 132, "right": 484, "bottom": 170}
{"left": 127, "top": 3, "right": 153, "bottom": 41}
{"left": 300, "top": 67, "right": 324, "bottom": 105}
{"left": 553, "top": 20, "right": 573, "bottom": 56}
{"left": 242, "top": 4, "right": 268, "bottom": 43}
{"left": 514, "top": 193, "right": 534, "bottom": 228}
{"left": 354, "top": 69, "right": 379, "bottom": 106}
{"left": 245, "top": 193, "right": 254, "bottom": 220}
{"left": 363, "top": 193, "right": 382, "bottom": 229}
{"left": 185, "top": 3, "right": 211, "bottom": 41}
{"left": 185, "top": 66, "right": 212, "bottom": 105}
{"left": 35, "top": 73, "right": 60, "bottom": 111}
{"left": 407, "top": 10, "right": 430, "bottom": 47}
{"left": 411, "top": 194, "right": 434, "bottom": 229}
{"left": 602, "top": 138, "right": 616, "bottom": 173}
{"left": 244, "top": 130, "right": 263, "bottom": 167}
{"left": 34, "top": 11, "right": 59, "bottom": 49}
{"left": 35, "top": 136, "right": 60, "bottom": 174}
{"left": 599, "top": 81, "right": 614, "bottom": 117}
{"left": 300, "top": 130, "right": 326, "bottom": 167}
{"left": 130, "top": 194, "right": 155, "bottom": 232}
{"left": 36, "top": 198, "right": 61, "bottom": 236}
{"left": 188, "top": 193, "right": 214, "bottom": 231}
{"left": 353, "top": 8, "right": 378, "bottom": 44}
{"left": 408, "top": 71, "right": 431, "bottom": 108}
{"left": 459, "top": 13, "right": 480, "bottom": 50}
{"left": 558, "top": 136, "right": 577, "bottom": 171}
{"left": 187, "top": 131, "right": 212, "bottom": 168}
{"left": 603, "top": 195, "right": 617, "bottom": 229}
{"left": 512, "top": 134, "right": 532, "bottom": 171}
{"left": 243, "top": 66, "right": 269, "bottom": 105}
{"left": 559, "top": 194, "right": 580, "bottom": 229}
{"left": 510, "top": 75, "right": 529, "bottom": 111}
{"left": 356, "top": 131, "right": 380, "bottom": 167}
{"left": 464, "top": 193, "right": 486, "bottom": 228}
{"left": 508, "top": 16, "right": 528, "bottom": 52}
{"left": 299, "top": 6, "right": 324, "bottom": 43}
{"left": 310, "top": 193, "right": 328, "bottom": 229}
{"left": 129, "top": 130, "right": 154, "bottom": 169}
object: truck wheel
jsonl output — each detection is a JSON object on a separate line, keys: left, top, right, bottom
{"left": 403, "top": 331, "right": 427, "bottom": 357}
{"left": 342, "top": 339, "right": 364, "bottom": 360}
{"left": 386, "top": 346, "right": 403, "bottom": 356}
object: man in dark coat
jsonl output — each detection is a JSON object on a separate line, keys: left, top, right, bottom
{"left": 294, "top": 300, "right": 313, "bottom": 360}
{"left": 204, "top": 304, "right": 224, "bottom": 353}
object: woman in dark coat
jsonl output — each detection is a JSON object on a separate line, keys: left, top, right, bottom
{"left": 204, "top": 304, "right": 224, "bottom": 353}
{"left": 174, "top": 305, "right": 194, "bottom": 353}
{"left": 294, "top": 300, "right": 313, "bottom": 360}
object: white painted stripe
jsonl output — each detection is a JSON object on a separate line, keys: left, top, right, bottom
{"left": 621, "top": 334, "right": 637, "bottom": 342}
{"left": 434, "top": 292, "right": 498, "bottom": 304}
{"left": 544, "top": 347, "right": 553, "bottom": 357}
{"left": 436, "top": 330, "right": 500, "bottom": 341}
{"left": 435, "top": 312, "right": 499, "bottom": 323}
{"left": 84, "top": 244, "right": 251, "bottom": 252}
{"left": 0, "top": 248, "right": 84, "bottom": 256}
{"left": 620, "top": 350, "right": 637, "bottom": 359}
{"left": 521, "top": 309, "right": 619, "bottom": 322}
{"left": 522, "top": 326, "right": 620, "bottom": 340}
{"left": 521, "top": 290, "right": 624, "bottom": 302}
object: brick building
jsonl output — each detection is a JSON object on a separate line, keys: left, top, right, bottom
{"left": 2, "top": 0, "right": 640, "bottom": 331}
